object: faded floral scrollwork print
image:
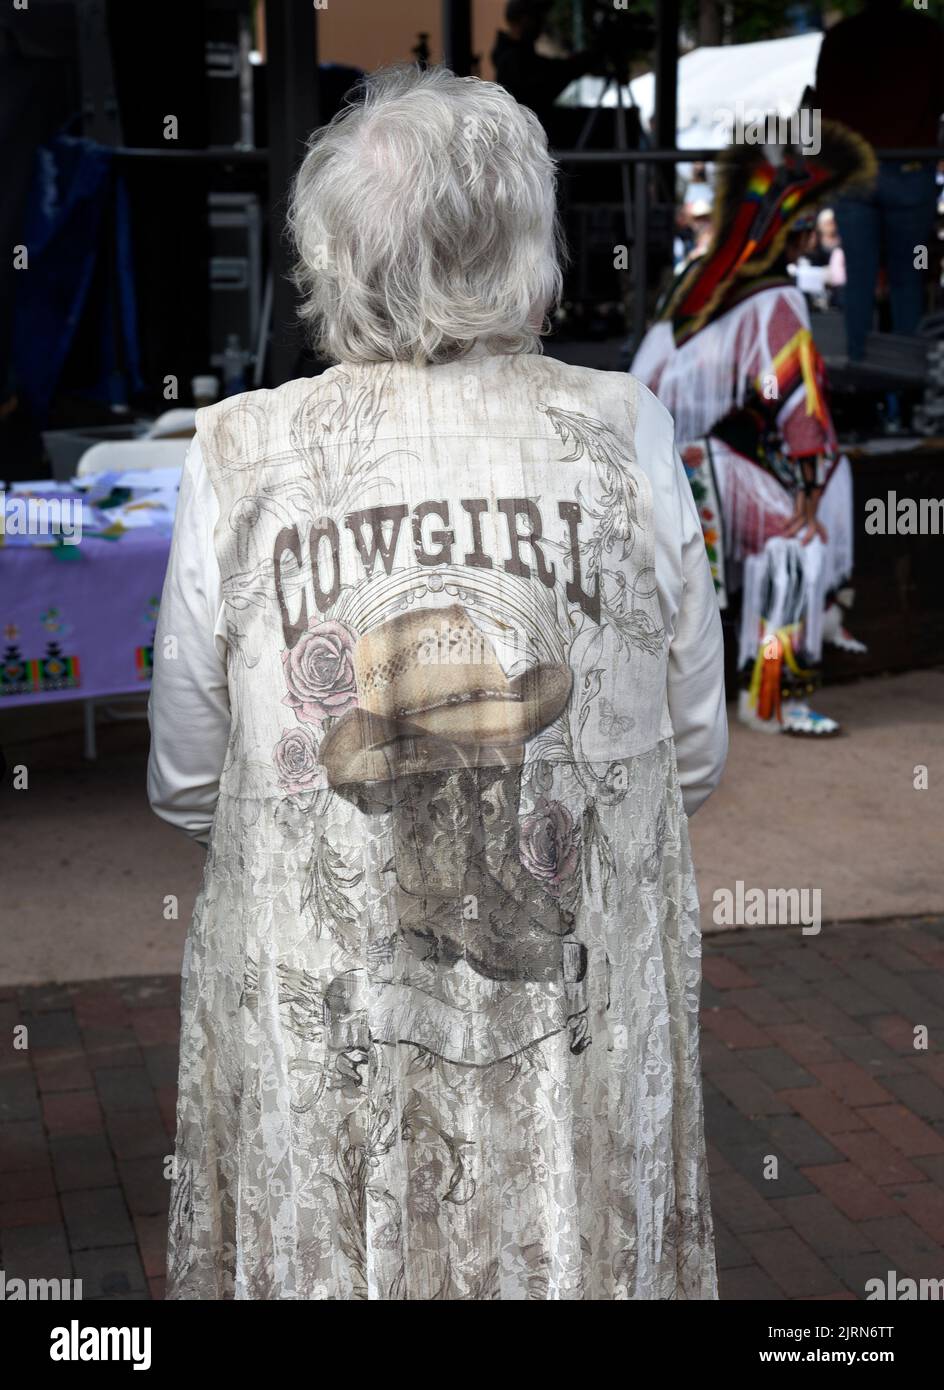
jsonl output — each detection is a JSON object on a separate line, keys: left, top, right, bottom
{"left": 166, "top": 357, "right": 717, "bottom": 1300}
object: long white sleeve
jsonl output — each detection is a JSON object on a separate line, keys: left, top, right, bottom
{"left": 632, "top": 382, "right": 728, "bottom": 816}
{"left": 147, "top": 437, "right": 229, "bottom": 845}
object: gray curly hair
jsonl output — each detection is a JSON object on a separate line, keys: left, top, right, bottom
{"left": 288, "top": 64, "right": 566, "bottom": 366}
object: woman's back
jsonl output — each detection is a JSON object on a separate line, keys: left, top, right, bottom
{"left": 153, "top": 354, "right": 725, "bottom": 1299}
{"left": 206, "top": 353, "right": 673, "bottom": 803}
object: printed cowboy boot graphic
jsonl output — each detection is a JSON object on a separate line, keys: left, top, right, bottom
{"left": 390, "top": 757, "right": 575, "bottom": 984}
{"left": 395, "top": 847, "right": 574, "bottom": 984}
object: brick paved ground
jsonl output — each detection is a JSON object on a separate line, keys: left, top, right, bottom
{"left": 2, "top": 916, "right": 943, "bottom": 1301}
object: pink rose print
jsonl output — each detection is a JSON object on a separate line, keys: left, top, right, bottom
{"left": 273, "top": 725, "right": 326, "bottom": 795}
{"left": 282, "top": 619, "right": 358, "bottom": 728}
{"left": 519, "top": 801, "right": 580, "bottom": 898}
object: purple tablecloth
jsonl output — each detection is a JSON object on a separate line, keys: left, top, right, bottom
{"left": 0, "top": 532, "right": 170, "bottom": 707}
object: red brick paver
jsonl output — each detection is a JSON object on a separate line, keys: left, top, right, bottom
{"left": 704, "top": 917, "right": 944, "bottom": 1300}
{"left": 1, "top": 917, "right": 943, "bottom": 1300}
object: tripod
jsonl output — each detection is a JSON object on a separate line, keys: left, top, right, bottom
{"left": 573, "top": 66, "right": 640, "bottom": 252}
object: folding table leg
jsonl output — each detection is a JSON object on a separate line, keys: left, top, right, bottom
{"left": 83, "top": 699, "right": 97, "bottom": 761}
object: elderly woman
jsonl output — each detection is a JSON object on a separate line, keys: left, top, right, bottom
{"left": 148, "top": 63, "right": 726, "bottom": 1302}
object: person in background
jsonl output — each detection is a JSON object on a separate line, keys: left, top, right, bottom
{"left": 683, "top": 161, "right": 713, "bottom": 211}
{"left": 491, "top": 0, "right": 596, "bottom": 125}
{"left": 632, "top": 126, "right": 875, "bottom": 739}
{"left": 785, "top": 218, "right": 830, "bottom": 313}
{"left": 685, "top": 199, "right": 714, "bottom": 266}
{"left": 815, "top": 0, "right": 944, "bottom": 358}
{"left": 673, "top": 199, "right": 714, "bottom": 274}
{"left": 672, "top": 203, "right": 695, "bottom": 269}
{"left": 809, "top": 208, "right": 846, "bottom": 309}
{"left": 673, "top": 166, "right": 715, "bottom": 272}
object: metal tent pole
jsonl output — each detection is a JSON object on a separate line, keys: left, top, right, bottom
{"left": 265, "top": 0, "right": 321, "bottom": 386}
{"left": 442, "top": 0, "right": 473, "bottom": 76}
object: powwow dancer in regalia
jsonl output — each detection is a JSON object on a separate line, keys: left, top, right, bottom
{"left": 632, "top": 122, "right": 875, "bottom": 737}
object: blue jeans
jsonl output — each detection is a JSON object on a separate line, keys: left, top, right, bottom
{"left": 834, "top": 162, "right": 936, "bottom": 360}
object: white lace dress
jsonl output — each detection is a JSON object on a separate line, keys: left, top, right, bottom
{"left": 149, "top": 354, "right": 727, "bottom": 1300}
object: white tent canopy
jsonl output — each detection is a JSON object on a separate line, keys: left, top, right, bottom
{"left": 558, "top": 31, "right": 824, "bottom": 153}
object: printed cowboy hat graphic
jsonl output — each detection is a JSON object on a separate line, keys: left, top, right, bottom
{"left": 318, "top": 604, "right": 572, "bottom": 787}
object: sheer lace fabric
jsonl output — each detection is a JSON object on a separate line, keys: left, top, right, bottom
{"left": 163, "top": 359, "right": 718, "bottom": 1300}
{"left": 167, "top": 743, "right": 716, "bottom": 1300}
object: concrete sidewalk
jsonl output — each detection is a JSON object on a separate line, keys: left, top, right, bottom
{"left": 1, "top": 669, "right": 942, "bottom": 985}
{"left": 1, "top": 916, "right": 943, "bottom": 1300}
{"left": 690, "top": 669, "right": 944, "bottom": 930}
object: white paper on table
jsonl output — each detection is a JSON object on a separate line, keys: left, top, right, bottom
{"left": 107, "top": 493, "right": 179, "bottom": 528}
{"left": 72, "top": 465, "right": 184, "bottom": 492}
{"left": 114, "top": 466, "right": 184, "bottom": 490}
{"left": 9, "top": 478, "right": 74, "bottom": 494}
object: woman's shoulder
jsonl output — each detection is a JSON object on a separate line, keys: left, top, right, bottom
{"left": 504, "top": 357, "right": 679, "bottom": 473}
{"left": 513, "top": 353, "right": 672, "bottom": 422}
{"left": 193, "top": 369, "right": 353, "bottom": 468}
{"left": 196, "top": 369, "right": 347, "bottom": 423}
{"left": 193, "top": 359, "right": 677, "bottom": 470}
